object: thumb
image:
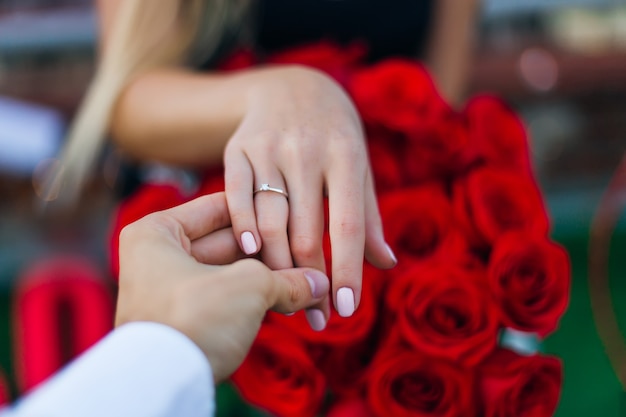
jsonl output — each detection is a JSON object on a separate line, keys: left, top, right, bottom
{"left": 267, "top": 268, "right": 330, "bottom": 314}
{"left": 268, "top": 267, "right": 331, "bottom": 332}
{"left": 229, "top": 259, "right": 331, "bottom": 331}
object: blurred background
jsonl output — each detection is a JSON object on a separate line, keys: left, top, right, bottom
{"left": 1, "top": 0, "right": 626, "bottom": 416}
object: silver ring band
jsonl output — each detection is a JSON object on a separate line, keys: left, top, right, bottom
{"left": 254, "top": 183, "right": 289, "bottom": 198}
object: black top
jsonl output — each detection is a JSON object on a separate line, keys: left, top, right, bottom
{"left": 199, "top": 0, "right": 434, "bottom": 68}
{"left": 117, "top": 1, "right": 435, "bottom": 198}
{"left": 256, "top": 0, "right": 434, "bottom": 61}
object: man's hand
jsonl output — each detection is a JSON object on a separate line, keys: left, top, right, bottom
{"left": 115, "top": 193, "right": 330, "bottom": 382}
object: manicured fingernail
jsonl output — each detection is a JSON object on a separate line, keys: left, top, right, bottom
{"left": 241, "top": 231, "right": 257, "bottom": 255}
{"left": 386, "top": 243, "right": 398, "bottom": 265}
{"left": 306, "top": 309, "right": 326, "bottom": 331}
{"left": 337, "top": 287, "right": 355, "bottom": 317}
{"left": 304, "top": 270, "right": 330, "bottom": 299}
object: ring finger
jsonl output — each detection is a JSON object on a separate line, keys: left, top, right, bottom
{"left": 254, "top": 173, "right": 292, "bottom": 270}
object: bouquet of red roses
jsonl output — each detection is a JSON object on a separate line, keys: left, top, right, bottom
{"left": 110, "top": 42, "right": 570, "bottom": 417}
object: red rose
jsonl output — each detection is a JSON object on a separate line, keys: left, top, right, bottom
{"left": 480, "top": 349, "right": 562, "bottom": 417}
{"left": 13, "top": 257, "right": 114, "bottom": 391}
{"left": 267, "top": 265, "right": 378, "bottom": 346}
{"left": 193, "top": 167, "right": 225, "bottom": 197}
{"left": 452, "top": 167, "right": 549, "bottom": 248}
{"left": 387, "top": 262, "right": 499, "bottom": 366}
{"left": 378, "top": 185, "right": 467, "bottom": 266}
{"left": 327, "top": 399, "right": 376, "bottom": 417}
{"left": 312, "top": 335, "right": 379, "bottom": 399}
{"left": 231, "top": 325, "right": 326, "bottom": 417}
{"left": 267, "top": 41, "right": 366, "bottom": 85}
{"left": 217, "top": 47, "right": 258, "bottom": 71}
{"left": 367, "top": 347, "right": 476, "bottom": 417}
{"left": 462, "top": 95, "right": 531, "bottom": 176}
{"left": 403, "top": 110, "right": 470, "bottom": 183}
{"left": 367, "top": 131, "right": 406, "bottom": 194}
{"left": 348, "top": 59, "right": 448, "bottom": 134}
{"left": 488, "top": 232, "right": 570, "bottom": 336}
{"left": 0, "top": 372, "right": 8, "bottom": 406}
{"left": 108, "top": 183, "right": 185, "bottom": 279}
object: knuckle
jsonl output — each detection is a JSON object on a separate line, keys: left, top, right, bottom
{"left": 248, "top": 131, "right": 281, "bottom": 155}
{"left": 257, "top": 218, "right": 286, "bottom": 240}
{"left": 254, "top": 129, "right": 279, "bottom": 144}
{"left": 335, "top": 218, "right": 363, "bottom": 238}
{"left": 142, "top": 211, "right": 168, "bottom": 224}
{"left": 258, "top": 130, "right": 312, "bottom": 166}
{"left": 281, "top": 137, "right": 302, "bottom": 160}
{"left": 145, "top": 212, "right": 179, "bottom": 233}
{"left": 287, "top": 280, "right": 306, "bottom": 306}
{"left": 290, "top": 235, "right": 321, "bottom": 262}
{"left": 119, "top": 211, "right": 166, "bottom": 245}
{"left": 331, "top": 134, "right": 363, "bottom": 155}
{"left": 235, "top": 258, "right": 267, "bottom": 277}
{"left": 234, "top": 258, "right": 275, "bottom": 300}
{"left": 118, "top": 222, "right": 139, "bottom": 246}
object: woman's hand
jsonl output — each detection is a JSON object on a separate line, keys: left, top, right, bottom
{"left": 224, "top": 66, "right": 397, "bottom": 317}
{"left": 106, "top": 63, "right": 396, "bottom": 317}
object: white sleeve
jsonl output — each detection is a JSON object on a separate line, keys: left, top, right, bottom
{"left": 1, "top": 322, "right": 215, "bottom": 417}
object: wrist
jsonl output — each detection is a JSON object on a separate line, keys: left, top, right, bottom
{"left": 245, "top": 64, "right": 341, "bottom": 106}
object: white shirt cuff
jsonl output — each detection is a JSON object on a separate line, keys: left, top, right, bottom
{"left": 4, "top": 322, "right": 215, "bottom": 417}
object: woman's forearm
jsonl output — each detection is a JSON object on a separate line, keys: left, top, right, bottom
{"left": 426, "top": 0, "right": 481, "bottom": 106}
{"left": 110, "top": 66, "right": 284, "bottom": 167}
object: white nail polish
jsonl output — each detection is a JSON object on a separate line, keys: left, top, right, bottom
{"left": 305, "top": 309, "right": 326, "bottom": 331}
{"left": 386, "top": 243, "right": 398, "bottom": 265}
{"left": 241, "top": 231, "right": 257, "bottom": 255}
{"left": 337, "top": 287, "right": 355, "bottom": 317}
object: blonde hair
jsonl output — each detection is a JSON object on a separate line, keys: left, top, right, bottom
{"left": 46, "top": 0, "right": 248, "bottom": 204}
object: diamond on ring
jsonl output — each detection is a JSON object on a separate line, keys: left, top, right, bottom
{"left": 254, "top": 183, "right": 289, "bottom": 198}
